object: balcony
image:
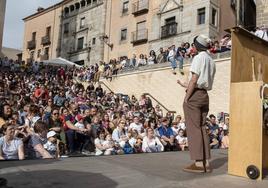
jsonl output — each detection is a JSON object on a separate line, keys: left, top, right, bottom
{"left": 132, "top": 0, "right": 149, "bottom": 16}
{"left": 161, "top": 22, "right": 178, "bottom": 39}
{"left": 27, "top": 40, "right": 36, "bottom": 50}
{"left": 41, "top": 54, "right": 49, "bottom": 61}
{"left": 131, "top": 29, "right": 148, "bottom": 45}
{"left": 41, "top": 35, "right": 51, "bottom": 46}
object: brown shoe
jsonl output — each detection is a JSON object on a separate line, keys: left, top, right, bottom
{"left": 183, "top": 163, "right": 205, "bottom": 173}
{"left": 205, "top": 166, "right": 212, "bottom": 173}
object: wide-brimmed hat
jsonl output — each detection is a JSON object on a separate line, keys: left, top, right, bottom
{"left": 193, "top": 35, "right": 211, "bottom": 50}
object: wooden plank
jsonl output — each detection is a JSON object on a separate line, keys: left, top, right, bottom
{"left": 228, "top": 82, "right": 263, "bottom": 179}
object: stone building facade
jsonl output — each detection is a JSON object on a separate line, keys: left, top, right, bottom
{"left": 60, "top": 0, "right": 107, "bottom": 66}
{"left": 104, "top": 0, "right": 236, "bottom": 62}
{"left": 256, "top": 0, "right": 268, "bottom": 27}
{"left": 22, "top": 3, "right": 63, "bottom": 63}
{"left": 0, "top": 0, "right": 7, "bottom": 57}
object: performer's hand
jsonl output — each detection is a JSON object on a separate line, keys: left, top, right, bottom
{"left": 177, "top": 80, "right": 188, "bottom": 88}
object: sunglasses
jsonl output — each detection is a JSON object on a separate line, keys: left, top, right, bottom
{"left": 53, "top": 113, "right": 59, "bottom": 115}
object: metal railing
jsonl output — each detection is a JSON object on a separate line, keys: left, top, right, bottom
{"left": 41, "top": 35, "right": 51, "bottom": 45}
{"left": 132, "top": 0, "right": 149, "bottom": 15}
{"left": 161, "top": 22, "right": 178, "bottom": 39}
{"left": 143, "top": 93, "right": 176, "bottom": 116}
{"left": 27, "top": 40, "right": 36, "bottom": 50}
{"left": 131, "top": 29, "right": 148, "bottom": 44}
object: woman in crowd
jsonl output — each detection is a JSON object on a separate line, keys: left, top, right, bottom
{"left": 142, "top": 127, "right": 164, "bottom": 153}
{"left": 27, "top": 121, "right": 53, "bottom": 159}
{"left": 0, "top": 103, "right": 12, "bottom": 127}
{"left": 0, "top": 123, "right": 25, "bottom": 160}
{"left": 148, "top": 50, "right": 157, "bottom": 65}
{"left": 112, "top": 119, "right": 128, "bottom": 148}
{"left": 137, "top": 54, "right": 147, "bottom": 67}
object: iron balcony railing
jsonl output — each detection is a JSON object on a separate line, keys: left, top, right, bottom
{"left": 161, "top": 22, "right": 178, "bottom": 39}
{"left": 132, "top": 0, "right": 149, "bottom": 16}
{"left": 27, "top": 40, "right": 36, "bottom": 50}
{"left": 131, "top": 29, "right": 148, "bottom": 45}
{"left": 41, "top": 54, "right": 49, "bottom": 61}
{"left": 41, "top": 35, "right": 51, "bottom": 46}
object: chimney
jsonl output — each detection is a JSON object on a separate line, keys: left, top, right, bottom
{"left": 37, "top": 7, "right": 44, "bottom": 12}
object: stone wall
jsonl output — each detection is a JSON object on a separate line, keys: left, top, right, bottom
{"left": 256, "top": 0, "right": 268, "bottom": 27}
{"left": 60, "top": 0, "right": 106, "bottom": 66}
{"left": 102, "top": 58, "right": 231, "bottom": 117}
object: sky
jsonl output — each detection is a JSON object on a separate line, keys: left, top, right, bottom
{"left": 3, "top": 0, "right": 62, "bottom": 50}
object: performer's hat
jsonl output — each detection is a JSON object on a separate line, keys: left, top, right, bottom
{"left": 193, "top": 34, "right": 211, "bottom": 50}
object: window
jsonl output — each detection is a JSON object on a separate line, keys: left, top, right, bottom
{"left": 122, "top": 1, "right": 129, "bottom": 14}
{"left": 211, "top": 8, "right": 218, "bottom": 26}
{"left": 81, "top": 0, "right": 86, "bottom": 7}
{"left": 121, "top": 29, "right": 127, "bottom": 41}
{"left": 92, "top": 37, "right": 96, "bottom": 45}
{"left": 136, "top": 21, "right": 146, "bottom": 40}
{"left": 64, "top": 23, "right": 69, "bottom": 34}
{"left": 70, "top": 5, "right": 75, "bottom": 12}
{"left": 64, "top": 7, "right": 69, "bottom": 15}
{"left": 165, "top": 17, "right": 176, "bottom": 25}
{"left": 44, "top": 47, "right": 49, "bottom": 55}
{"left": 46, "top": 26, "right": 51, "bottom": 38}
{"left": 197, "top": 8, "right": 206, "bottom": 25}
{"left": 30, "top": 51, "right": 35, "bottom": 59}
{"left": 80, "top": 17, "right": 85, "bottom": 29}
{"left": 37, "top": 49, "right": 41, "bottom": 58}
{"left": 32, "top": 32, "right": 36, "bottom": 41}
{"left": 77, "top": 37, "right": 84, "bottom": 50}
{"left": 75, "top": 3, "right": 80, "bottom": 10}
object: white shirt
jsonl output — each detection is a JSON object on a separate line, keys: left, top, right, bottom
{"left": 74, "top": 122, "right": 85, "bottom": 129}
{"left": 142, "top": 136, "right": 164, "bottom": 153}
{"left": 176, "top": 135, "right": 188, "bottom": 144}
{"left": 255, "top": 29, "right": 268, "bottom": 41}
{"left": 129, "top": 123, "right": 143, "bottom": 134}
{"left": 168, "top": 49, "right": 175, "bottom": 59}
{"left": 189, "top": 51, "right": 216, "bottom": 90}
{"left": 94, "top": 138, "right": 105, "bottom": 155}
{"left": 43, "top": 141, "right": 57, "bottom": 157}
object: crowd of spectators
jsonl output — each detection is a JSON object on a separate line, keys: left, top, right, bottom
{"left": 75, "top": 35, "right": 232, "bottom": 82}
{"left": 0, "top": 57, "right": 229, "bottom": 160}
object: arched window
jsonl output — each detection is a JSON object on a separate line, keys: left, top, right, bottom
{"left": 64, "top": 7, "right": 69, "bottom": 15}
{"left": 86, "top": 0, "right": 91, "bottom": 5}
{"left": 70, "top": 5, "right": 75, "bottom": 12}
{"left": 81, "top": 0, "right": 86, "bottom": 7}
{"left": 75, "top": 2, "right": 80, "bottom": 10}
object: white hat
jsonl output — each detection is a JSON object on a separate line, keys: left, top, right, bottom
{"left": 47, "top": 131, "right": 57, "bottom": 138}
{"left": 193, "top": 35, "right": 211, "bottom": 50}
{"left": 32, "top": 116, "right": 41, "bottom": 127}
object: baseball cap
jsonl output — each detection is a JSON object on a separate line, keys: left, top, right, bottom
{"left": 47, "top": 131, "right": 57, "bottom": 138}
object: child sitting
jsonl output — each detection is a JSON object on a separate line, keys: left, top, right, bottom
{"left": 102, "top": 134, "right": 116, "bottom": 155}
{"left": 175, "top": 129, "right": 188, "bottom": 151}
{"left": 44, "top": 131, "right": 58, "bottom": 158}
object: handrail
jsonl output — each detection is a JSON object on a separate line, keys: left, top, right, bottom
{"left": 99, "top": 81, "right": 113, "bottom": 93}
{"left": 143, "top": 93, "right": 176, "bottom": 114}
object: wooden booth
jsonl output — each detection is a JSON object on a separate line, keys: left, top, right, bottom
{"left": 228, "top": 27, "right": 268, "bottom": 180}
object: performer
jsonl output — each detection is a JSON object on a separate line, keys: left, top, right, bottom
{"left": 177, "top": 35, "right": 216, "bottom": 173}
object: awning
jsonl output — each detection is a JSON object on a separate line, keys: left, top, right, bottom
{"left": 43, "top": 57, "right": 83, "bottom": 68}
